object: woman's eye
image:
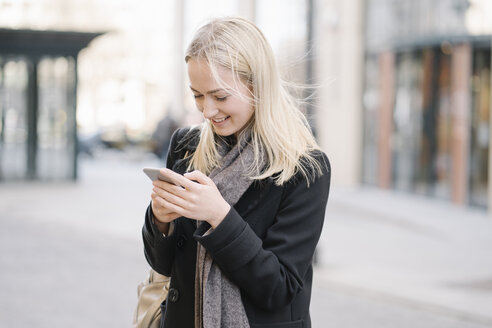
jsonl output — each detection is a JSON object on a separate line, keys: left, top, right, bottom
{"left": 193, "top": 94, "right": 203, "bottom": 99}
{"left": 216, "top": 96, "right": 227, "bottom": 102}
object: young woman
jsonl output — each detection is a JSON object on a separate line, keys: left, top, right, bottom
{"left": 143, "top": 17, "right": 330, "bottom": 328}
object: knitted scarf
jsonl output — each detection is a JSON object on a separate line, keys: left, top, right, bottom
{"left": 194, "top": 132, "right": 262, "bottom": 328}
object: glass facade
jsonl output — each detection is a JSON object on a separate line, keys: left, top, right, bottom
{"left": 364, "top": 0, "right": 492, "bottom": 208}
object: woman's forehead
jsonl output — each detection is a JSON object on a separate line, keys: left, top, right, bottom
{"left": 188, "top": 59, "right": 245, "bottom": 92}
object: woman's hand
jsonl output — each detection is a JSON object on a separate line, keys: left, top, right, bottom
{"left": 152, "top": 168, "right": 231, "bottom": 228}
{"left": 151, "top": 189, "right": 182, "bottom": 223}
{"left": 151, "top": 184, "right": 182, "bottom": 234}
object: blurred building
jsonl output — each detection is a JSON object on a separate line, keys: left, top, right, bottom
{"left": 361, "top": 0, "right": 492, "bottom": 209}
{"left": 315, "top": 0, "right": 492, "bottom": 210}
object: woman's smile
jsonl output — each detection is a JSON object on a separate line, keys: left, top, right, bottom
{"left": 211, "top": 116, "right": 230, "bottom": 124}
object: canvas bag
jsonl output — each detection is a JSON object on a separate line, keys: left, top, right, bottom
{"left": 133, "top": 269, "right": 170, "bottom": 328}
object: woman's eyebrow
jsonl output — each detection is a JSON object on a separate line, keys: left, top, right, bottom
{"left": 189, "top": 86, "right": 228, "bottom": 94}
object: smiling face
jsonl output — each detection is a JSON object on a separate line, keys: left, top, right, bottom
{"left": 187, "top": 58, "right": 255, "bottom": 137}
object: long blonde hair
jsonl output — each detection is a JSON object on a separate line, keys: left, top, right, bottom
{"left": 185, "top": 17, "right": 322, "bottom": 185}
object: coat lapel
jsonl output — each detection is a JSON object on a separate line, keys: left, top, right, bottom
{"left": 233, "top": 178, "right": 274, "bottom": 227}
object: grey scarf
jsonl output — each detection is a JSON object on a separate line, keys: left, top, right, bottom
{"left": 194, "top": 132, "right": 262, "bottom": 328}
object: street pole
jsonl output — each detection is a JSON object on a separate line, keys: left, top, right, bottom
{"left": 488, "top": 38, "right": 492, "bottom": 215}
{"left": 306, "top": 0, "right": 316, "bottom": 137}
{"left": 173, "top": 0, "right": 185, "bottom": 121}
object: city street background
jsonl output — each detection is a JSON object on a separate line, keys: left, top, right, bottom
{"left": 1, "top": 149, "right": 491, "bottom": 327}
{"left": 2, "top": 1, "right": 492, "bottom": 326}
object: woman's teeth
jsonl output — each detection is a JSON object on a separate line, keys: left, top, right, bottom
{"left": 213, "top": 117, "right": 229, "bottom": 123}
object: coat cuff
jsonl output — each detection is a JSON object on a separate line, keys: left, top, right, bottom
{"left": 194, "top": 207, "right": 262, "bottom": 272}
{"left": 143, "top": 204, "right": 176, "bottom": 246}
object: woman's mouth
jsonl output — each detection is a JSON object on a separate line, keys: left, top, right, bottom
{"left": 212, "top": 116, "right": 230, "bottom": 124}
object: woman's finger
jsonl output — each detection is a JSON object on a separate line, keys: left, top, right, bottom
{"left": 151, "top": 193, "right": 175, "bottom": 213}
{"left": 151, "top": 198, "right": 181, "bottom": 222}
{"left": 152, "top": 193, "right": 177, "bottom": 212}
{"left": 154, "top": 194, "right": 189, "bottom": 218}
{"left": 153, "top": 186, "right": 189, "bottom": 209}
{"left": 159, "top": 168, "right": 198, "bottom": 190}
{"left": 154, "top": 180, "right": 188, "bottom": 198}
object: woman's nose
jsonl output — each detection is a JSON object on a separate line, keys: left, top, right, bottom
{"left": 202, "top": 99, "right": 218, "bottom": 119}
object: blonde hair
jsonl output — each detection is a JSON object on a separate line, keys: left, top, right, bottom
{"left": 185, "top": 17, "right": 322, "bottom": 185}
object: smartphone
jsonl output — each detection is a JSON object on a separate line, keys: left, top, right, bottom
{"left": 142, "top": 167, "right": 177, "bottom": 184}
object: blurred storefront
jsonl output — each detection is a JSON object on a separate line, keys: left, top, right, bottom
{"left": 0, "top": 29, "right": 100, "bottom": 181}
{"left": 361, "top": 0, "right": 492, "bottom": 209}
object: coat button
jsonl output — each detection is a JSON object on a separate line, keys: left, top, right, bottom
{"left": 177, "top": 234, "right": 187, "bottom": 249}
{"left": 168, "top": 288, "right": 179, "bottom": 303}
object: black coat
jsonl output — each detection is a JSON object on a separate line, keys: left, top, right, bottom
{"left": 143, "top": 127, "right": 331, "bottom": 328}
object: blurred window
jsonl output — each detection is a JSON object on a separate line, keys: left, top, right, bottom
{"left": 37, "top": 56, "right": 76, "bottom": 181}
{"left": 415, "top": 48, "right": 453, "bottom": 200}
{"left": 0, "top": 55, "right": 77, "bottom": 181}
{"left": 0, "top": 57, "right": 29, "bottom": 180}
{"left": 369, "top": 47, "right": 455, "bottom": 199}
{"left": 469, "top": 48, "right": 490, "bottom": 208}
{"left": 392, "top": 52, "right": 424, "bottom": 192}
{"left": 362, "top": 54, "right": 380, "bottom": 186}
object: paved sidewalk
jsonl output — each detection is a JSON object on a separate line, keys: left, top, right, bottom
{"left": 0, "top": 154, "right": 157, "bottom": 327}
{"left": 317, "top": 186, "right": 492, "bottom": 326}
{"left": 1, "top": 153, "right": 492, "bottom": 327}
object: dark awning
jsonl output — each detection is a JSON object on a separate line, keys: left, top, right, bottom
{"left": 0, "top": 29, "right": 104, "bottom": 57}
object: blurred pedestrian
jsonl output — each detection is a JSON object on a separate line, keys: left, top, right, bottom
{"left": 143, "top": 17, "right": 330, "bottom": 328}
{"left": 151, "top": 112, "right": 178, "bottom": 162}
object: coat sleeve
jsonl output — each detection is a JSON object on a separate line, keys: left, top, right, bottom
{"left": 142, "top": 127, "right": 190, "bottom": 276}
{"left": 195, "top": 152, "right": 331, "bottom": 310}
